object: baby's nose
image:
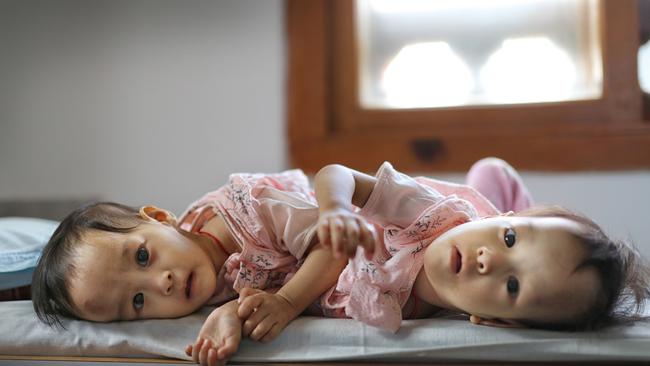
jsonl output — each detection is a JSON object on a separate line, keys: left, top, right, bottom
{"left": 476, "top": 246, "right": 491, "bottom": 274}
{"left": 160, "top": 270, "right": 173, "bottom": 295}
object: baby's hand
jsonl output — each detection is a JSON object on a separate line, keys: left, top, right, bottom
{"left": 237, "top": 287, "right": 300, "bottom": 343}
{"left": 186, "top": 301, "right": 242, "bottom": 366}
{"left": 317, "top": 208, "right": 378, "bottom": 259}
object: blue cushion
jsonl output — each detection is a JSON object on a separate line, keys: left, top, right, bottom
{"left": 0, "top": 217, "right": 59, "bottom": 290}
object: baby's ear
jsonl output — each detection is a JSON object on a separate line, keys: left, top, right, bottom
{"left": 470, "top": 315, "right": 526, "bottom": 328}
{"left": 139, "top": 206, "right": 178, "bottom": 226}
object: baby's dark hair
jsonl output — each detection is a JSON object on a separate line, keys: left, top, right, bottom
{"left": 514, "top": 205, "right": 650, "bottom": 331}
{"left": 32, "top": 201, "right": 145, "bottom": 328}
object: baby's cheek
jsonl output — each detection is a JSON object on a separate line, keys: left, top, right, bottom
{"left": 457, "top": 280, "right": 499, "bottom": 314}
{"left": 422, "top": 245, "right": 446, "bottom": 276}
{"left": 421, "top": 261, "right": 443, "bottom": 293}
{"left": 155, "top": 298, "right": 192, "bottom": 318}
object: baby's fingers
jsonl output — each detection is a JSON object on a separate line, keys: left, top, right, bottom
{"left": 249, "top": 315, "right": 276, "bottom": 341}
{"left": 243, "top": 303, "right": 272, "bottom": 336}
{"left": 260, "top": 323, "right": 283, "bottom": 343}
{"left": 359, "top": 220, "right": 377, "bottom": 259}
{"left": 207, "top": 348, "right": 220, "bottom": 366}
{"left": 191, "top": 338, "right": 205, "bottom": 363}
{"left": 238, "top": 287, "right": 264, "bottom": 304}
{"left": 185, "top": 344, "right": 194, "bottom": 357}
{"left": 238, "top": 294, "right": 264, "bottom": 319}
{"left": 199, "top": 339, "right": 212, "bottom": 366}
{"left": 343, "top": 219, "right": 360, "bottom": 258}
{"left": 317, "top": 218, "right": 331, "bottom": 247}
{"left": 329, "top": 217, "right": 345, "bottom": 258}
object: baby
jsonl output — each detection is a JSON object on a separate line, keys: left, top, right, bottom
{"left": 33, "top": 168, "right": 349, "bottom": 365}
{"left": 32, "top": 158, "right": 649, "bottom": 366}
{"left": 311, "top": 159, "right": 649, "bottom": 332}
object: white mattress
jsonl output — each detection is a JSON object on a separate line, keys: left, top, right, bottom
{"left": 1, "top": 300, "right": 650, "bottom": 362}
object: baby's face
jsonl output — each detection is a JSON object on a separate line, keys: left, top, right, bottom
{"left": 422, "top": 216, "right": 599, "bottom": 325}
{"left": 68, "top": 222, "right": 218, "bottom": 321}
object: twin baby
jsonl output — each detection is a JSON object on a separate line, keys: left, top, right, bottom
{"left": 32, "top": 158, "right": 649, "bottom": 366}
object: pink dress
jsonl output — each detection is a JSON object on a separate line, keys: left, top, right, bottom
{"left": 319, "top": 162, "right": 500, "bottom": 332}
{"left": 178, "top": 160, "right": 529, "bottom": 331}
{"left": 178, "top": 169, "right": 322, "bottom": 305}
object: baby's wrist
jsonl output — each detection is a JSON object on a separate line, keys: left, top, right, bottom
{"left": 275, "top": 291, "right": 301, "bottom": 317}
{"left": 319, "top": 204, "right": 352, "bottom": 215}
{"left": 219, "top": 299, "right": 240, "bottom": 313}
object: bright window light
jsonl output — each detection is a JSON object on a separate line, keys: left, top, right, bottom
{"left": 382, "top": 42, "right": 473, "bottom": 108}
{"left": 369, "top": 0, "right": 527, "bottom": 13}
{"left": 480, "top": 37, "right": 577, "bottom": 103}
{"left": 639, "top": 40, "right": 650, "bottom": 93}
{"left": 356, "top": 0, "right": 602, "bottom": 109}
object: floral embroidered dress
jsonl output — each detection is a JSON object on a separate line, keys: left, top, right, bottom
{"left": 178, "top": 162, "right": 498, "bottom": 332}
{"left": 319, "top": 162, "right": 499, "bottom": 332}
{"left": 178, "top": 169, "right": 321, "bottom": 305}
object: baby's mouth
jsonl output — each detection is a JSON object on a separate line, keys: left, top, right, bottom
{"left": 185, "top": 272, "right": 193, "bottom": 299}
{"left": 454, "top": 246, "right": 463, "bottom": 274}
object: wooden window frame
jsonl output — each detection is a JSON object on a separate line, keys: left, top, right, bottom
{"left": 287, "top": 0, "right": 650, "bottom": 173}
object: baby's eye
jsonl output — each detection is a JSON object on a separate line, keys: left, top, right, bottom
{"left": 504, "top": 228, "right": 516, "bottom": 248}
{"left": 507, "top": 276, "right": 519, "bottom": 296}
{"left": 136, "top": 247, "right": 149, "bottom": 266}
{"left": 133, "top": 293, "right": 145, "bottom": 311}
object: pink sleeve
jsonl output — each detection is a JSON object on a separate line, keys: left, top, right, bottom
{"left": 414, "top": 177, "right": 500, "bottom": 217}
{"left": 358, "top": 162, "right": 444, "bottom": 229}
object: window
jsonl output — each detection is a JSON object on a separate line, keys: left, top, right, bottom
{"left": 357, "top": 0, "right": 602, "bottom": 108}
{"left": 641, "top": 40, "right": 650, "bottom": 93}
{"left": 287, "top": 0, "right": 650, "bottom": 172}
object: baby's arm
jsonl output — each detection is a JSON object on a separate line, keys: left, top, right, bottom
{"left": 236, "top": 164, "right": 376, "bottom": 342}
{"left": 313, "top": 164, "right": 379, "bottom": 258}
{"left": 237, "top": 242, "right": 347, "bottom": 342}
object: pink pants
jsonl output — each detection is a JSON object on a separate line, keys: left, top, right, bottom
{"left": 465, "top": 158, "right": 533, "bottom": 213}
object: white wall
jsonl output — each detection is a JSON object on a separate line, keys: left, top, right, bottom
{"left": 1, "top": 0, "right": 649, "bottom": 259}
{"left": 0, "top": 0, "right": 286, "bottom": 214}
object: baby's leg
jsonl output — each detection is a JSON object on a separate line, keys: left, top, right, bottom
{"left": 465, "top": 157, "right": 533, "bottom": 213}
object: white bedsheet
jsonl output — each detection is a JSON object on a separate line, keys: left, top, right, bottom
{"left": 1, "top": 300, "right": 649, "bottom": 362}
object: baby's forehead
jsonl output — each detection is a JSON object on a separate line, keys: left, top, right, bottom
{"left": 512, "top": 218, "right": 598, "bottom": 322}
{"left": 522, "top": 217, "right": 588, "bottom": 262}
{"left": 523, "top": 263, "right": 599, "bottom": 323}
{"left": 78, "top": 228, "right": 143, "bottom": 258}
{"left": 71, "top": 230, "right": 130, "bottom": 281}
{"left": 80, "top": 228, "right": 126, "bottom": 245}
{"left": 68, "top": 237, "right": 128, "bottom": 321}
{"left": 523, "top": 216, "right": 586, "bottom": 235}
{"left": 70, "top": 277, "right": 122, "bottom": 322}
